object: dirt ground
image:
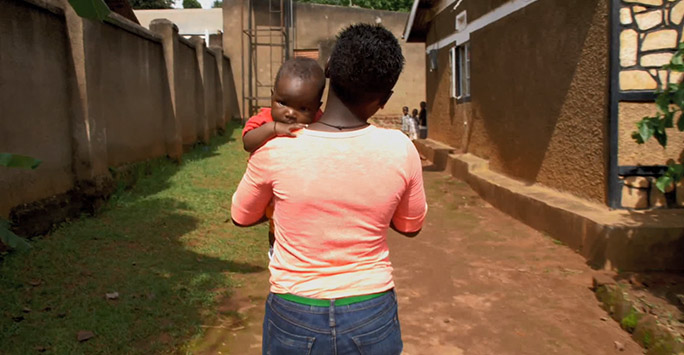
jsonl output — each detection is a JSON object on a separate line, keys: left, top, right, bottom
{"left": 191, "top": 168, "right": 643, "bottom": 355}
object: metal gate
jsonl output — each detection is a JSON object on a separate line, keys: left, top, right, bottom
{"left": 241, "top": 0, "right": 293, "bottom": 118}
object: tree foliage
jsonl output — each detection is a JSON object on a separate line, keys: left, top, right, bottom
{"left": 295, "top": 0, "right": 412, "bottom": 12}
{"left": 129, "top": 0, "right": 174, "bottom": 9}
{"left": 212, "top": 0, "right": 222, "bottom": 8}
{"left": 632, "top": 42, "right": 684, "bottom": 192}
{"left": 183, "top": 0, "right": 202, "bottom": 8}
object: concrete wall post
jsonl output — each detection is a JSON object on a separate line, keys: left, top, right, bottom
{"left": 149, "top": 19, "right": 183, "bottom": 161}
{"left": 209, "top": 46, "right": 226, "bottom": 131}
{"left": 62, "top": 0, "right": 110, "bottom": 184}
{"left": 190, "top": 36, "right": 211, "bottom": 143}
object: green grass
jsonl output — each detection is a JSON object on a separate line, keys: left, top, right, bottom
{"left": 0, "top": 122, "right": 269, "bottom": 354}
{"left": 621, "top": 308, "right": 642, "bottom": 333}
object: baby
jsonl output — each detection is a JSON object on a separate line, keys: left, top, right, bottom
{"left": 241, "top": 57, "right": 326, "bottom": 257}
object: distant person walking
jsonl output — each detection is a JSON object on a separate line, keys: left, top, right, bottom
{"left": 409, "top": 108, "right": 419, "bottom": 140}
{"left": 401, "top": 106, "right": 418, "bottom": 140}
{"left": 401, "top": 106, "right": 411, "bottom": 135}
{"left": 418, "top": 101, "right": 427, "bottom": 138}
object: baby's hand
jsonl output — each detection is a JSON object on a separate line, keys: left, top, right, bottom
{"left": 275, "top": 122, "right": 307, "bottom": 137}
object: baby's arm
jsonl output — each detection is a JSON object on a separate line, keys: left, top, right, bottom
{"left": 243, "top": 121, "right": 307, "bottom": 153}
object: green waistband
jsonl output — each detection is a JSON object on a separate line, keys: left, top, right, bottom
{"left": 275, "top": 290, "right": 390, "bottom": 307}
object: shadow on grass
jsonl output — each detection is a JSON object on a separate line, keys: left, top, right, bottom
{"left": 111, "top": 124, "right": 240, "bottom": 201}
{"left": 0, "top": 122, "right": 265, "bottom": 354}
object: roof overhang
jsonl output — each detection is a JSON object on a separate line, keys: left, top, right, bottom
{"left": 402, "top": 0, "right": 437, "bottom": 43}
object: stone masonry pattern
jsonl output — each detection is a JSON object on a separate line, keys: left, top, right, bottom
{"left": 619, "top": 0, "right": 684, "bottom": 91}
{"left": 619, "top": 0, "right": 684, "bottom": 209}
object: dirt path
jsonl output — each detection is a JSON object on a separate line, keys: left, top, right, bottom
{"left": 192, "top": 169, "right": 641, "bottom": 354}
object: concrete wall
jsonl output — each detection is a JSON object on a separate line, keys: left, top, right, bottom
{"left": 424, "top": 0, "right": 610, "bottom": 204}
{"left": 84, "top": 20, "right": 168, "bottom": 166}
{"left": 0, "top": 0, "right": 240, "bottom": 224}
{"left": 177, "top": 41, "right": 203, "bottom": 146}
{"left": 223, "top": 1, "right": 426, "bottom": 119}
{"left": 204, "top": 49, "right": 220, "bottom": 133}
{"left": 0, "top": 0, "right": 75, "bottom": 218}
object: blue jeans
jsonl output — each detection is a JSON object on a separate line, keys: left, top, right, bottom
{"left": 262, "top": 290, "right": 403, "bottom": 355}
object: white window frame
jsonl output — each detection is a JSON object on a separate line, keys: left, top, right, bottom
{"left": 449, "top": 46, "right": 457, "bottom": 98}
{"left": 457, "top": 42, "right": 471, "bottom": 100}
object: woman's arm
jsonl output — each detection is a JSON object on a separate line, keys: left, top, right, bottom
{"left": 231, "top": 150, "right": 274, "bottom": 226}
{"left": 391, "top": 143, "right": 428, "bottom": 237}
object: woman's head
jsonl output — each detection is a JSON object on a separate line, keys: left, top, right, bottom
{"left": 327, "top": 24, "right": 404, "bottom": 113}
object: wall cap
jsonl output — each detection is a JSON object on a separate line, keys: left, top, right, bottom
{"left": 19, "top": 0, "right": 64, "bottom": 17}
{"left": 107, "top": 12, "right": 162, "bottom": 43}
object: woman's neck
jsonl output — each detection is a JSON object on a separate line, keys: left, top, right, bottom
{"left": 308, "top": 90, "right": 370, "bottom": 132}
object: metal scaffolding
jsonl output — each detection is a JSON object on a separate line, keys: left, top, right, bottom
{"left": 241, "top": 0, "right": 293, "bottom": 118}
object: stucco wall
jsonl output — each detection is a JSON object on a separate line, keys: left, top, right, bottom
{"left": 425, "top": 0, "right": 610, "bottom": 203}
{"left": 223, "top": 2, "right": 426, "bottom": 119}
{"left": 204, "top": 50, "right": 220, "bottom": 133}
{"left": 222, "top": 57, "right": 241, "bottom": 121}
{"left": 84, "top": 20, "right": 168, "bottom": 167}
{"left": 177, "top": 41, "right": 202, "bottom": 145}
{"left": 0, "top": 0, "right": 74, "bottom": 217}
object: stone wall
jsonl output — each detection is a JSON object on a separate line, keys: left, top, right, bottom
{"left": 618, "top": 0, "right": 684, "bottom": 90}
{"left": 0, "top": 0, "right": 240, "bottom": 224}
{"left": 617, "top": 0, "right": 684, "bottom": 209}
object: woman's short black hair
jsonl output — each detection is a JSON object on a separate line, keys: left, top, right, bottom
{"left": 328, "top": 23, "right": 404, "bottom": 105}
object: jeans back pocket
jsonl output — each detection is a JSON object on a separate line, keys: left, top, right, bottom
{"left": 267, "top": 320, "right": 316, "bottom": 355}
{"left": 351, "top": 315, "right": 403, "bottom": 355}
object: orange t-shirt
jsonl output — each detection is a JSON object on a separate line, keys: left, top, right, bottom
{"left": 242, "top": 108, "right": 324, "bottom": 137}
{"left": 231, "top": 126, "right": 427, "bottom": 298}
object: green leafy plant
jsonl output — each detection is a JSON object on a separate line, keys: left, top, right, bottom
{"left": 0, "top": 153, "right": 41, "bottom": 251}
{"left": 621, "top": 308, "right": 641, "bottom": 332}
{"left": 0, "top": 219, "right": 31, "bottom": 252}
{"left": 632, "top": 43, "right": 684, "bottom": 193}
{"left": 0, "top": 153, "right": 41, "bottom": 169}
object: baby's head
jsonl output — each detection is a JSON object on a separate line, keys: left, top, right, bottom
{"left": 271, "top": 57, "right": 325, "bottom": 124}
